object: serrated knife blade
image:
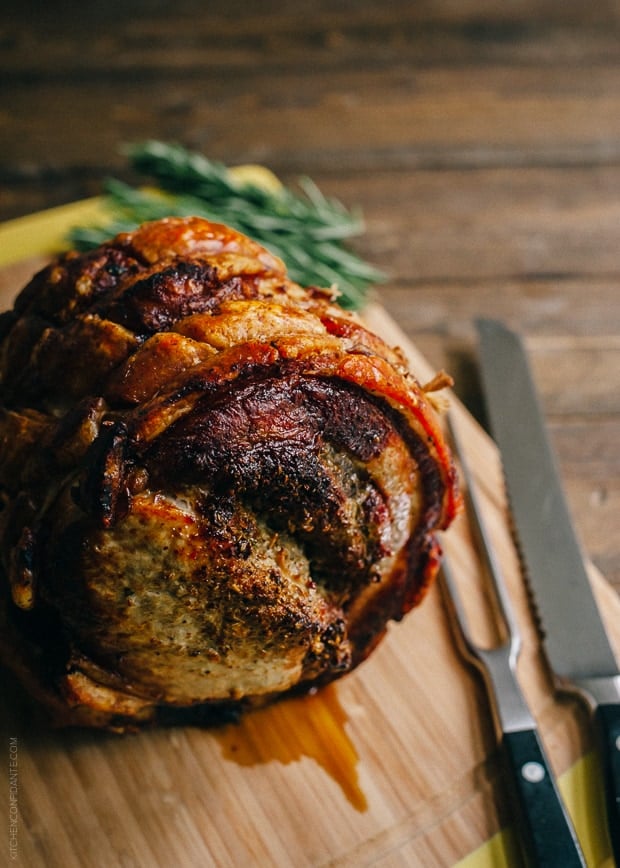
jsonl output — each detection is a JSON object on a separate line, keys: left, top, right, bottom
{"left": 476, "top": 317, "right": 620, "bottom": 862}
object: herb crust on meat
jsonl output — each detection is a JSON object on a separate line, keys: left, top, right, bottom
{"left": 0, "top": 216, "right": 460, "bottom": 731}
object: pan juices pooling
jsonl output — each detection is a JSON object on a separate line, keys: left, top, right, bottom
{"left": 0, "top": 216, "right": 460, "bottom": 730}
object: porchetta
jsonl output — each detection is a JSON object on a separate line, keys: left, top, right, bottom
{"left": 0, "top": 216, "right": 460, "bottom": 731}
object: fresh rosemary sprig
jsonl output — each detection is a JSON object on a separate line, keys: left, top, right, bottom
{"left": 69, "top": 141, "right": 384, "bottom": 309}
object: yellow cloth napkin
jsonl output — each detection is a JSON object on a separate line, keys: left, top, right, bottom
{"left": 0, "top": 197, "right": 109, "bottom": 267}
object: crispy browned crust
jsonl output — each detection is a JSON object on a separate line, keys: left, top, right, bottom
{"left": 0, "top": 216, "right": 460, "bottom": 731}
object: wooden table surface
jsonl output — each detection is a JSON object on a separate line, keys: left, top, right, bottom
{"left": 2, "top": 0, "right": 618, "bottom": 593}
{"left": 1, "top": 4, "right": 619, "bottom": 865}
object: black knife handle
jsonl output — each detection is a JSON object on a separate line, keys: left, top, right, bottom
{"left": 502, "top": 728, "right": 585, "bottom": 867}
{"left": 595, "top": 702, "right": 620, "bottom": 862}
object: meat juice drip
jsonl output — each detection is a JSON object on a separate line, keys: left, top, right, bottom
{"left": 213, "top": 683, "right": 368, "bottom": 812}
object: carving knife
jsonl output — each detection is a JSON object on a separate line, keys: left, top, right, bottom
{"left": 476, "top": 317, "right": 620, "bottom": 863}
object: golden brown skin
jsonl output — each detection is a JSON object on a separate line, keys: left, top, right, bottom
{"left": 0, "top": 217, "right": 460, "bottom": 731}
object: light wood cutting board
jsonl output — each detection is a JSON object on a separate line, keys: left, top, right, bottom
{"left": 0, "top": 245, "right": 617, "bottom": 868}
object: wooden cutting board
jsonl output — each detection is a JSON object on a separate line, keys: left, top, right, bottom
{"left": 0, "top": 245, "right": 617, "bottom": 867}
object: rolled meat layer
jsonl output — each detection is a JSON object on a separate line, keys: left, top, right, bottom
{"left": 0, "top": 216, "right": 460, "bottom": 730}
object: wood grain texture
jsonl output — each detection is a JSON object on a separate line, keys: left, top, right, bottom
{"left": 1, "top": 2, "right": 619, "bottom": 862}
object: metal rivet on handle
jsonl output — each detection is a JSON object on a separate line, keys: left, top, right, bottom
{"left": 521, "top": 762, "right": 546, "bottom": 783}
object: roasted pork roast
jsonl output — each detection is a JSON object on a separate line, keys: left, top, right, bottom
{"left": 0, "top": 217, "right": 460, "bottom": 730}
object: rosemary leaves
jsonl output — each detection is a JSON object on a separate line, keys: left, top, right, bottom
{"left": 69, "top": 141, "right": 384, "bottom": 310}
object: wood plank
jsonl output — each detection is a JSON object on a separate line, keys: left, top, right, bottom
{"left": 395, "top": 330, "right": 620, "bottom": 417}
{"left": 548, "top": 419, "right": 620, "bottom": 588}
{"left": 529, "top": 338, "right": 620, "bottom": 415}
{"left": 4, "top": 2, "right": 620, "bottom": 79}
{"left": 379, "top": 278, "right": 620, "bottom": 340}
{"left": 4, "top": 65, "right": 620, "bottom": 173}
{"left": 346, "top": 168, "right": 620, "bottom": 281}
